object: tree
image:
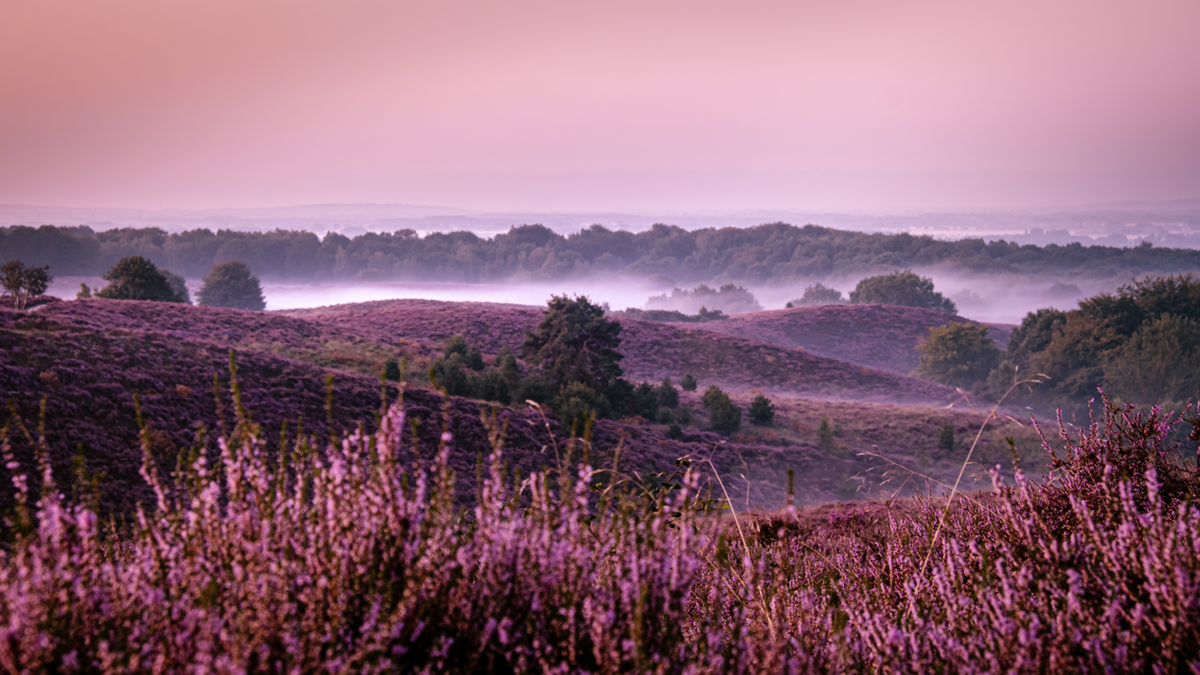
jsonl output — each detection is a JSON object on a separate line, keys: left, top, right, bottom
{"left": 680, "top": 373, "right": 698, "bottom": 392}
{"left": 937, "top": 423, "right": 955, "bottom": 453}
{"left": 657, "top": 377, "right": 680, "bottom": 408}
{"left": 791, "top": 283, "right": 845, "bottom": 306}
{"left": 849, "top": 270, "right": 957, "bottom": 314}
{"left": 95, "top": 256, "right": 184, "bottom": 302}
{"left": 748, "top": 394, "right": 775, "bottom": 426}
{"left": 1102, "top": 313, "right": 1200, "bottom": 406}
{"left": 817, "top": 416, "right": 837, "bottom": 453}
{"left": 162, "top": 270, "right": 191, "bottom": 305}
{"left": 631, "top": 382, "right": 659, "bottom": 420}
{"left": 702, "top": 385, "right": 741, "bottom": 435}
{"left": 912, "top": 322, "right": 1001, "bottom": 388}
{"left": 444, "top": 334, "right": 484, "bottom": 370}
{"left": 383, "top": 358, "right": 402, "bottom": 382}
{"left": 522, "top": 295, "right": 626, "bottom": 413}
{"left": 1005, "top": 308, "right": 1068, "bottom": 369}
{"left": 198, "top": 261, "right": 265, "bottom": 310}
{"left": 1, "top": 259, "right": 52, "bottom": 310}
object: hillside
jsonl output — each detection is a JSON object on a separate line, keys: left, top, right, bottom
{"left": 0, "top": 299, "right": 1037, "bottom": 515}
{"left": 281, "top": 299, "right": 958, "bottom": 404}
{"left": 673, "top": 303, "right": 1014, "bottom": 375}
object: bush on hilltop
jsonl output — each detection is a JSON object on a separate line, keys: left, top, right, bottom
{"left": 850, "top": 269, "right": 957, "bottom": 314}
{"left": 197, "top": 260, "right": 265, "bottom": 310}
{"left": 94, "top": 256, "right": 187, "bottom": 303}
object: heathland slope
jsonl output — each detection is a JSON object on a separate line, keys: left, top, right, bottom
{"left": 0, "top": 299, "right": 1034, "bottom": 515}
{"left": 282, "top": 299, "right": 957, "bottom": 404}
{"left": 674, "top": 303, "right": 1015, "bottom": 375}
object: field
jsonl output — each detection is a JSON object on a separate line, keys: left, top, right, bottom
{"left": 2, "top": 297, "right": 1197, "bottom": 671}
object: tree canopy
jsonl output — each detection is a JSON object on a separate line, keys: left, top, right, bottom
{"left": 0, "top": 259, "right": 52, "bottom": 310}
{"left": 522, "top": 295, "right": 629, "bottom": 424}
{"left": 7, "top": 222, "right": 1196, "bottom": 287}
{"left": 912, "top": 322, "right": 1001, "bottom": 388}
{"left": 983, "top": 274, "right": 1200, "bottom": 412}
{"left": 850, "top": 270, "right": 957, "bottom": 313}
{"left": 197, "top": 261, "right": 265, "bottom": 311}
{"left": 791, "top": 282, "right": 845, "bottom": 306}
{"left": 94, "top": 256, "right": 187, "bottom": 303}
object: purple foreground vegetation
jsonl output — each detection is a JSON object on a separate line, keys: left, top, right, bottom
{"left": 1, "top": 388, "right": 1198, "bottom": 672}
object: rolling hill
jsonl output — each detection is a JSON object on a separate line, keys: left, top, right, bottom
{"left": 0, "top": 299, "right": 1036, "bottom": 517}
{"left": 670, "top": 303, "right": 1015, "bottom": 375}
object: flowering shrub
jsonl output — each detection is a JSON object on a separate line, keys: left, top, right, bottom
{"left": 2, "top": 383, "right": 1198, "bottom": 671}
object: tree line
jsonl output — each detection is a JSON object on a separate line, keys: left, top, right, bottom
{"left": 903, "top": 273, "right": 1200, "bottom": 415}
{"left": 3, "top": 221, "right": 1198, "bottom": 283}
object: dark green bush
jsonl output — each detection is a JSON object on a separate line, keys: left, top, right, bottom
{"left": 749, "top": 394, "right": 775, "bottom": 426}
{"left": 95, "top": 256, "right": 185, "bottom": 303}
{"left": 912, "top": 322, "right": 1001, "bottom": 388}
{"left": 818, "top": 416, "right": 837, "bottom": 453}
{"left": 631, "top": 382, "right": 659, "bottom": 420}
{"left": 702, "top": 385, "right": 741, "bottom": 435}
{"left": 383, "top": 358, "right": 402, "bottom": 382}
{"left": 681, "top": 373, "right": 697, "bottom": 391}
{"left": 791, "top": 282, "right": 845, "bottom": 306}
{"left": 445, "top": 334, "right": 485, "bottom": 371}
{"left": 937, "top": 423, "right": 955, "bottom": 452}
{"left": 197, "top": 260, "right": 264, "bottom": 310}
{"left": 849, "top": 269, "right": 956, "bottom": 313}
{"left": 657, "top": 378, "right": 680, "bottom": 408}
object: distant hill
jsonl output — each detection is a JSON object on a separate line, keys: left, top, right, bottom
{"left": 670, "top": 304, "right": 1014, "bottom": 376}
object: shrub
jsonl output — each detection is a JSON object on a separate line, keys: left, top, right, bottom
{"left": 162, "top": 270, "right": 191, "bottom": 305}
{"left": 667, "top": 423, "right": 683, "bottom": 439}
{"left": 430, "top": 354, "right": 476, "bottom": 398}
{"left": 631, "top": 381, "right": 659, "bottom": 420}
{"left": 657, "top": 377, "right": 680, "bottom": 408}
{"left": 702, "top": 385, "right": 741, "bottom": 435}
{"left": 76, "top": 283, "right": 91, "bottom": 299}
{"left": 791, "top": 282, "right": 845, "bottom": 306}
{"left": 748, "top": 394, "right": 775, "bottom": 426}
{"left": 680, "top": 373, "right": 698, "bottom": 391}
{"left": 554, "top": 381, "right": 609, "bottom": 428}
{"left": 849, "top": 269, "right": 957, "bottom": 313}
{"left": 677, "top": 406, "right": 692, "bottom": 425}
{"left": 912, "top": 321, "right": 1002, "bottom": 388}
{"left": 1, "top": 259, "right": 52, "bottom": 310}
{"left": 445, "top": 334, "right": 485, "bottom": 371}
{"left": 936, "top": 422, "right": 955, "bottom": 452}
{"left": 817, "top": 415, "right": 837, "bottom": 453}
{"left": 197, "top": 260, "right": 265, "bottom": 310}
{"left": 95, "top": 256, "right": 185, "bottom": 302}
{"left": 477, "top": 370, "right": 512, "bottom": 405}
{"left": 383, "top": 358, "right": 402, "bottom": 382}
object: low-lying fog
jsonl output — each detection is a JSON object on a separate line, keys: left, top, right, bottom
{"left": 47, "top": 271, "right": 1115, "bottom": 325}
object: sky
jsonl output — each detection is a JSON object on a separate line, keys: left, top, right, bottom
{"left": 2, "top": 0, "right": 1198, "bottom": 213}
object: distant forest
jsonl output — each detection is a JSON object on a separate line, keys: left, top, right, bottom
{"left": 3, "top": 222, "right": 1199, "bottom": 284}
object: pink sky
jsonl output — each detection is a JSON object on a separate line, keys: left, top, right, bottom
{"left": 2, "top": 0, "right": 1198, "bottom": 212}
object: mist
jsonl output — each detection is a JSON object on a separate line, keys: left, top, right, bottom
{"left": 46, "top": 269, "right": 1108, "bottom": 326}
